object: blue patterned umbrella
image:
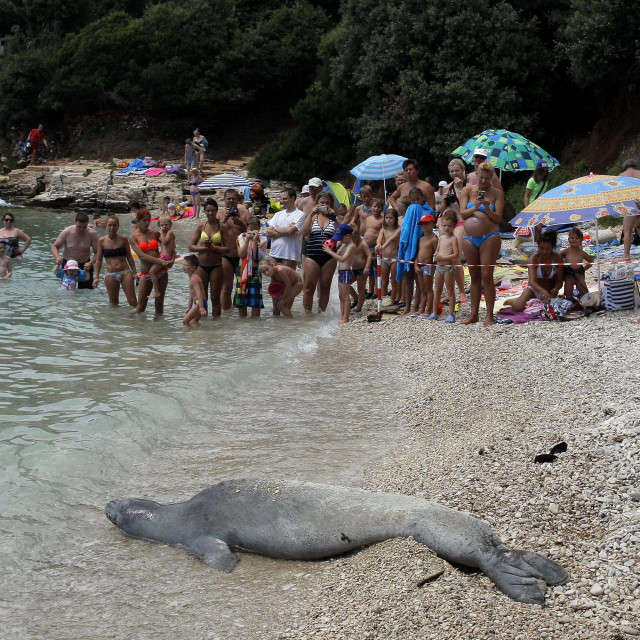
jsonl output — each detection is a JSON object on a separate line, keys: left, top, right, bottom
{"left": 199, "top": 173, "right": 252, "bottom": 190}
{"left": 452, "top": 130, "right": 559, "bottom": 172}
{"left": 350, "top": 154, "right": 407, "bottom": 180}
{"left": 510, "top": 175, "right": 640, "bottom": 227}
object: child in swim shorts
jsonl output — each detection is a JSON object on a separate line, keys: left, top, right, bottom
{"left": 322, "top": 224, "right": 356, "bottom": 324}
{"left": 430, "top": 210, "right": 459, "bottom": 322}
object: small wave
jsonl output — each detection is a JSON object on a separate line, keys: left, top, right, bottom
{"left": 0, "top": 198, "right": 23, "bottom": 208}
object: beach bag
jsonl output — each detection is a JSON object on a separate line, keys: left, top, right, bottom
{"left": 142, "top": 156, "right": 155, "bottom": 167}
{"left": 21, "top": 140, "right": 32, "bottom": 156}
{"left": 603, "top": 278, "right": 637, "bottom": 311}
{"left": 514, "top": 226, "right": 532, "bottom": 238}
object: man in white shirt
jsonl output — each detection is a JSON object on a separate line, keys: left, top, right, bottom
{"left": 266, "top": 188, "right": 305, "bottom": 268}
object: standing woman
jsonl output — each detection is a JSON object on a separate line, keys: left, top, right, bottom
{"left": 0, "top": 212, "right": 31, "bottom": 257}
{"left": 440, "top": 158, "right": 468, "bottom": 303}
{"left": 188, "top": 168, "right": 203, "bottom": 218}
{"left": 129, "top": 209, "right": 170, "bottom": 314}
{"left": 93, "top": 214, "right": 137, "bottom": 306}
{"left": 193, "top": 129, "right": 208, "bottom": 168}
{"left": 459, "top": 162, "right": 504, "bottom": 326}
{"left": 524, "top": 160, "right": 550, "bottom": 207}
{"left": 189, "top": 198, "right": 228, "bottom": 318}
{"left": 301, "top": 191, "right": 337, "bottom": 313}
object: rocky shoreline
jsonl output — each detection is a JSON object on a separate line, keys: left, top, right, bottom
{"left": 276, "top": 312, "right": 640, "bottom": 639}
{"left": 0, "top": 157, "right": 252, "bottom": 212}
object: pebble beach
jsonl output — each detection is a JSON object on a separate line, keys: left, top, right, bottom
{"left": 276, "top": 308, "right": 640, "bottom": 639}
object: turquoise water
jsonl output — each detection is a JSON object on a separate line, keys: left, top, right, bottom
{"left": 0, "top": 206, "right": 400, "bottom": 638}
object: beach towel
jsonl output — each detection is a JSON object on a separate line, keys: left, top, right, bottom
{"left": 496, "top": 307, "right": 546, "bottom": 324}
{"left": 115, "top": 158, "right": 146, "bottom": 175}
{"left": 144, "top": 168, "right": 167, "bottom": 177}
{"left": 151, "top": 207, "right": 195, "bottom": 223}
{"left": 396, "top": 203, "right": 433, "bottom": 281}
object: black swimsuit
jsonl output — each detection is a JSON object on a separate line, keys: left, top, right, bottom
{"left": 103, "top": 245, "right": 127, "bottom": 258}
{"left": 0, "top": 236, "right": 19, "bottom": 257}
{"left": 306, "top": 215, "right": 336, "bottom": 267}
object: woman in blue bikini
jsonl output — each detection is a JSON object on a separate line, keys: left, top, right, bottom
{"left": 459, "top": 162, "right": 504, "bottom": 325}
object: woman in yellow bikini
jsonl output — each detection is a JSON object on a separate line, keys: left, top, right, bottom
{"left": 189, "top": 198, "right": 228, "bottom": 318}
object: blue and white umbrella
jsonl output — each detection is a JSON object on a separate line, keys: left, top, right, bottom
{"left": 199, "top": 173, "right": 252, "bottom": 190}
{"left": 350, "top": 154, "right": 407, "bottom": 180}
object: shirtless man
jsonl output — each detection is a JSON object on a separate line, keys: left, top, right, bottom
{"left": 295, "top": 184, "right": 311, "bottom": 211}
{"left": 301, "top": 178, "right": 324, "bottom": 217}
{"left": 354, "top": 185, "right": 374, "bottom": 234}
{"left": 363, "top": 198, "right": 385, "bottom": 297}
{"left": 51, "top": 212, "right": 99, "bottom": 289}
{"left": 619, "top": 160, "right": 640, "bottom": 260}
{"left": 389, "top": 159, "right": 436, "bottom": 212}
{"left": 465, "top": 149, "right": 504, "bottom": 191}
{"left": 218, "top": 189, "right": 248, "bottom": 310}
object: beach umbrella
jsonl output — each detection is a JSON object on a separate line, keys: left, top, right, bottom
{"left": 199, "top": 173, "right": 252, "bottom": 190}
{"left": 452, "top": 130, "right": 559, "bottom": 173}
{"left": 323, "top": 180, "right": 352, "bottom": 208}
{"left": 350, "top": 154, "right": 407, "bottom": 200}
{"left": 510, "top": 175, "right": 640, "bottom": 286}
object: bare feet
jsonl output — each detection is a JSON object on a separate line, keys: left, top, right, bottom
{"left": 463, "top": 315, "right": 479, "bottom": 325}
{"left": 148, "top": 291, "right": 162, "bottom": 299}
{"left": 338, "top": 319, "right": 348, "bottom": 324}
{"left": 459, "top": 294, "right": 468, "bottom": 303}
{"left": 483, "top": 316, "right": 495, "bottom": 326}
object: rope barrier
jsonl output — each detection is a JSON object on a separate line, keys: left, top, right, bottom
{"left": 374, "top": 255, "right": 640, "bottom": 270}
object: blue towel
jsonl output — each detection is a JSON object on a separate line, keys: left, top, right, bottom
{"left": 396, "top": 203, "right": 433, "bottom": 281}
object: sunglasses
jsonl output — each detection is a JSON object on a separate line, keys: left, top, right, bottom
{"left": 3, "top": 218, "right": 13, "bottom": 222}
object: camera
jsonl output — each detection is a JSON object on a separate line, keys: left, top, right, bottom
{"left": 228, "top": 206, "right": 238, "bottom": 217}
{"left": 478, "top": 190, "right": 485, "bottom": 199}
{"left": 444, "top": 194, "right": 456, "bottom": 205}
{"left": 328, "top": 213, "right": 337, "bottom": 222}
{"left": 319, "top": 205, "right": 328, "bottom": 213}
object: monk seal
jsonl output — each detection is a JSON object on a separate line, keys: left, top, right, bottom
{"left": 105, "top": 479, "right": 569, "bottom": 605}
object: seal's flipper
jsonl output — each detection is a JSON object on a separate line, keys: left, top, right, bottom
{"left": 188, "top": 536, "right": 239, "bottom": 572}
{"left": 484, "top": 548, "right": 570, "bottom": 605}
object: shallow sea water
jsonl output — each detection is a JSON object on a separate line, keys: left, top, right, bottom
{"left": 0, "top": 207, "right": 400, "bottom": 639}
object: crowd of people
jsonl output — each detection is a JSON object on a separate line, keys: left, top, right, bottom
{"left": 3, "top": 146, "right": 622, "bottom": 327}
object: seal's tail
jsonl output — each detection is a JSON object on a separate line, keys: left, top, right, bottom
{"left": 483, "top": 548, "right": 570, "bottom": 606}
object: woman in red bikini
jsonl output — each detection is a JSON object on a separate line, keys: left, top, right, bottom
{"left": 129, "top": 209, "right": 169, "bottom": 314}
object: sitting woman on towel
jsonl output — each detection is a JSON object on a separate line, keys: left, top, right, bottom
{"left": 503, "top": 229, "right": 564, "bottom": 310}
{"left": 459, "top": 161, "right": 504, "bottom": 325}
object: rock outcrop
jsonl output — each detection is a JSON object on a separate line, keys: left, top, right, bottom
{"left": 0, "top": 157, "right": 254, "bottom": 213}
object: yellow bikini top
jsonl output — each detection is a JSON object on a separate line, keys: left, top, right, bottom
{"left": 201, "top": 229, "right": 222, "bottom": 244}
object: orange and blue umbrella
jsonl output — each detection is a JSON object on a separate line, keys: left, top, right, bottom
{"left": 510, "top": 175, "right": 640, "bottom": 227}
{"left": 452, "top": 129, "right": 559, "bottom": 172}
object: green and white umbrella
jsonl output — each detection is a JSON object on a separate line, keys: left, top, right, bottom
{"left": 452, "top": 129, "right": 559, "bottom": 172}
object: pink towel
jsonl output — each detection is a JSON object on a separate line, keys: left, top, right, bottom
{"left": 144, "top": 168, "right": 167, "bottom": 176}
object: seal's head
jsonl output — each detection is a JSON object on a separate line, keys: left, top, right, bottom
{"left": 106, "top": 498, "right": 164, "bottom": 539}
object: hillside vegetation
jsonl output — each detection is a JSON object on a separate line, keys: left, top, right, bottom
{"left": 1, "top": 0, "right": 639, "bottom": 185}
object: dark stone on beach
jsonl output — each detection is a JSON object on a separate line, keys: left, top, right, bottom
{"left": 550, "top": 442, "right": 568, "bottom": 455}
{"left": 534, "top": 453, "right": 557, "bottom": 464}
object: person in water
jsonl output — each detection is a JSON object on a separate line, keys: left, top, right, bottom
{"left": 93, "top": 214, "right": 137, "bottom": 307}
{"left": 0, "top": 242, "right": 12, "bottom": 278}
{"left": 1, "top": 212, "right": 31, "bottom": 258}
{"left": 55, "top": 259, "right": 87, "bottom": 291}
{"left": 182, "top": 254, "right": 208, "bottom": 326}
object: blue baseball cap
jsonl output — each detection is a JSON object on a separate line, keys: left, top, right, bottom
{"left": 331, "top": 224, "right": 354, "bottom": 242}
